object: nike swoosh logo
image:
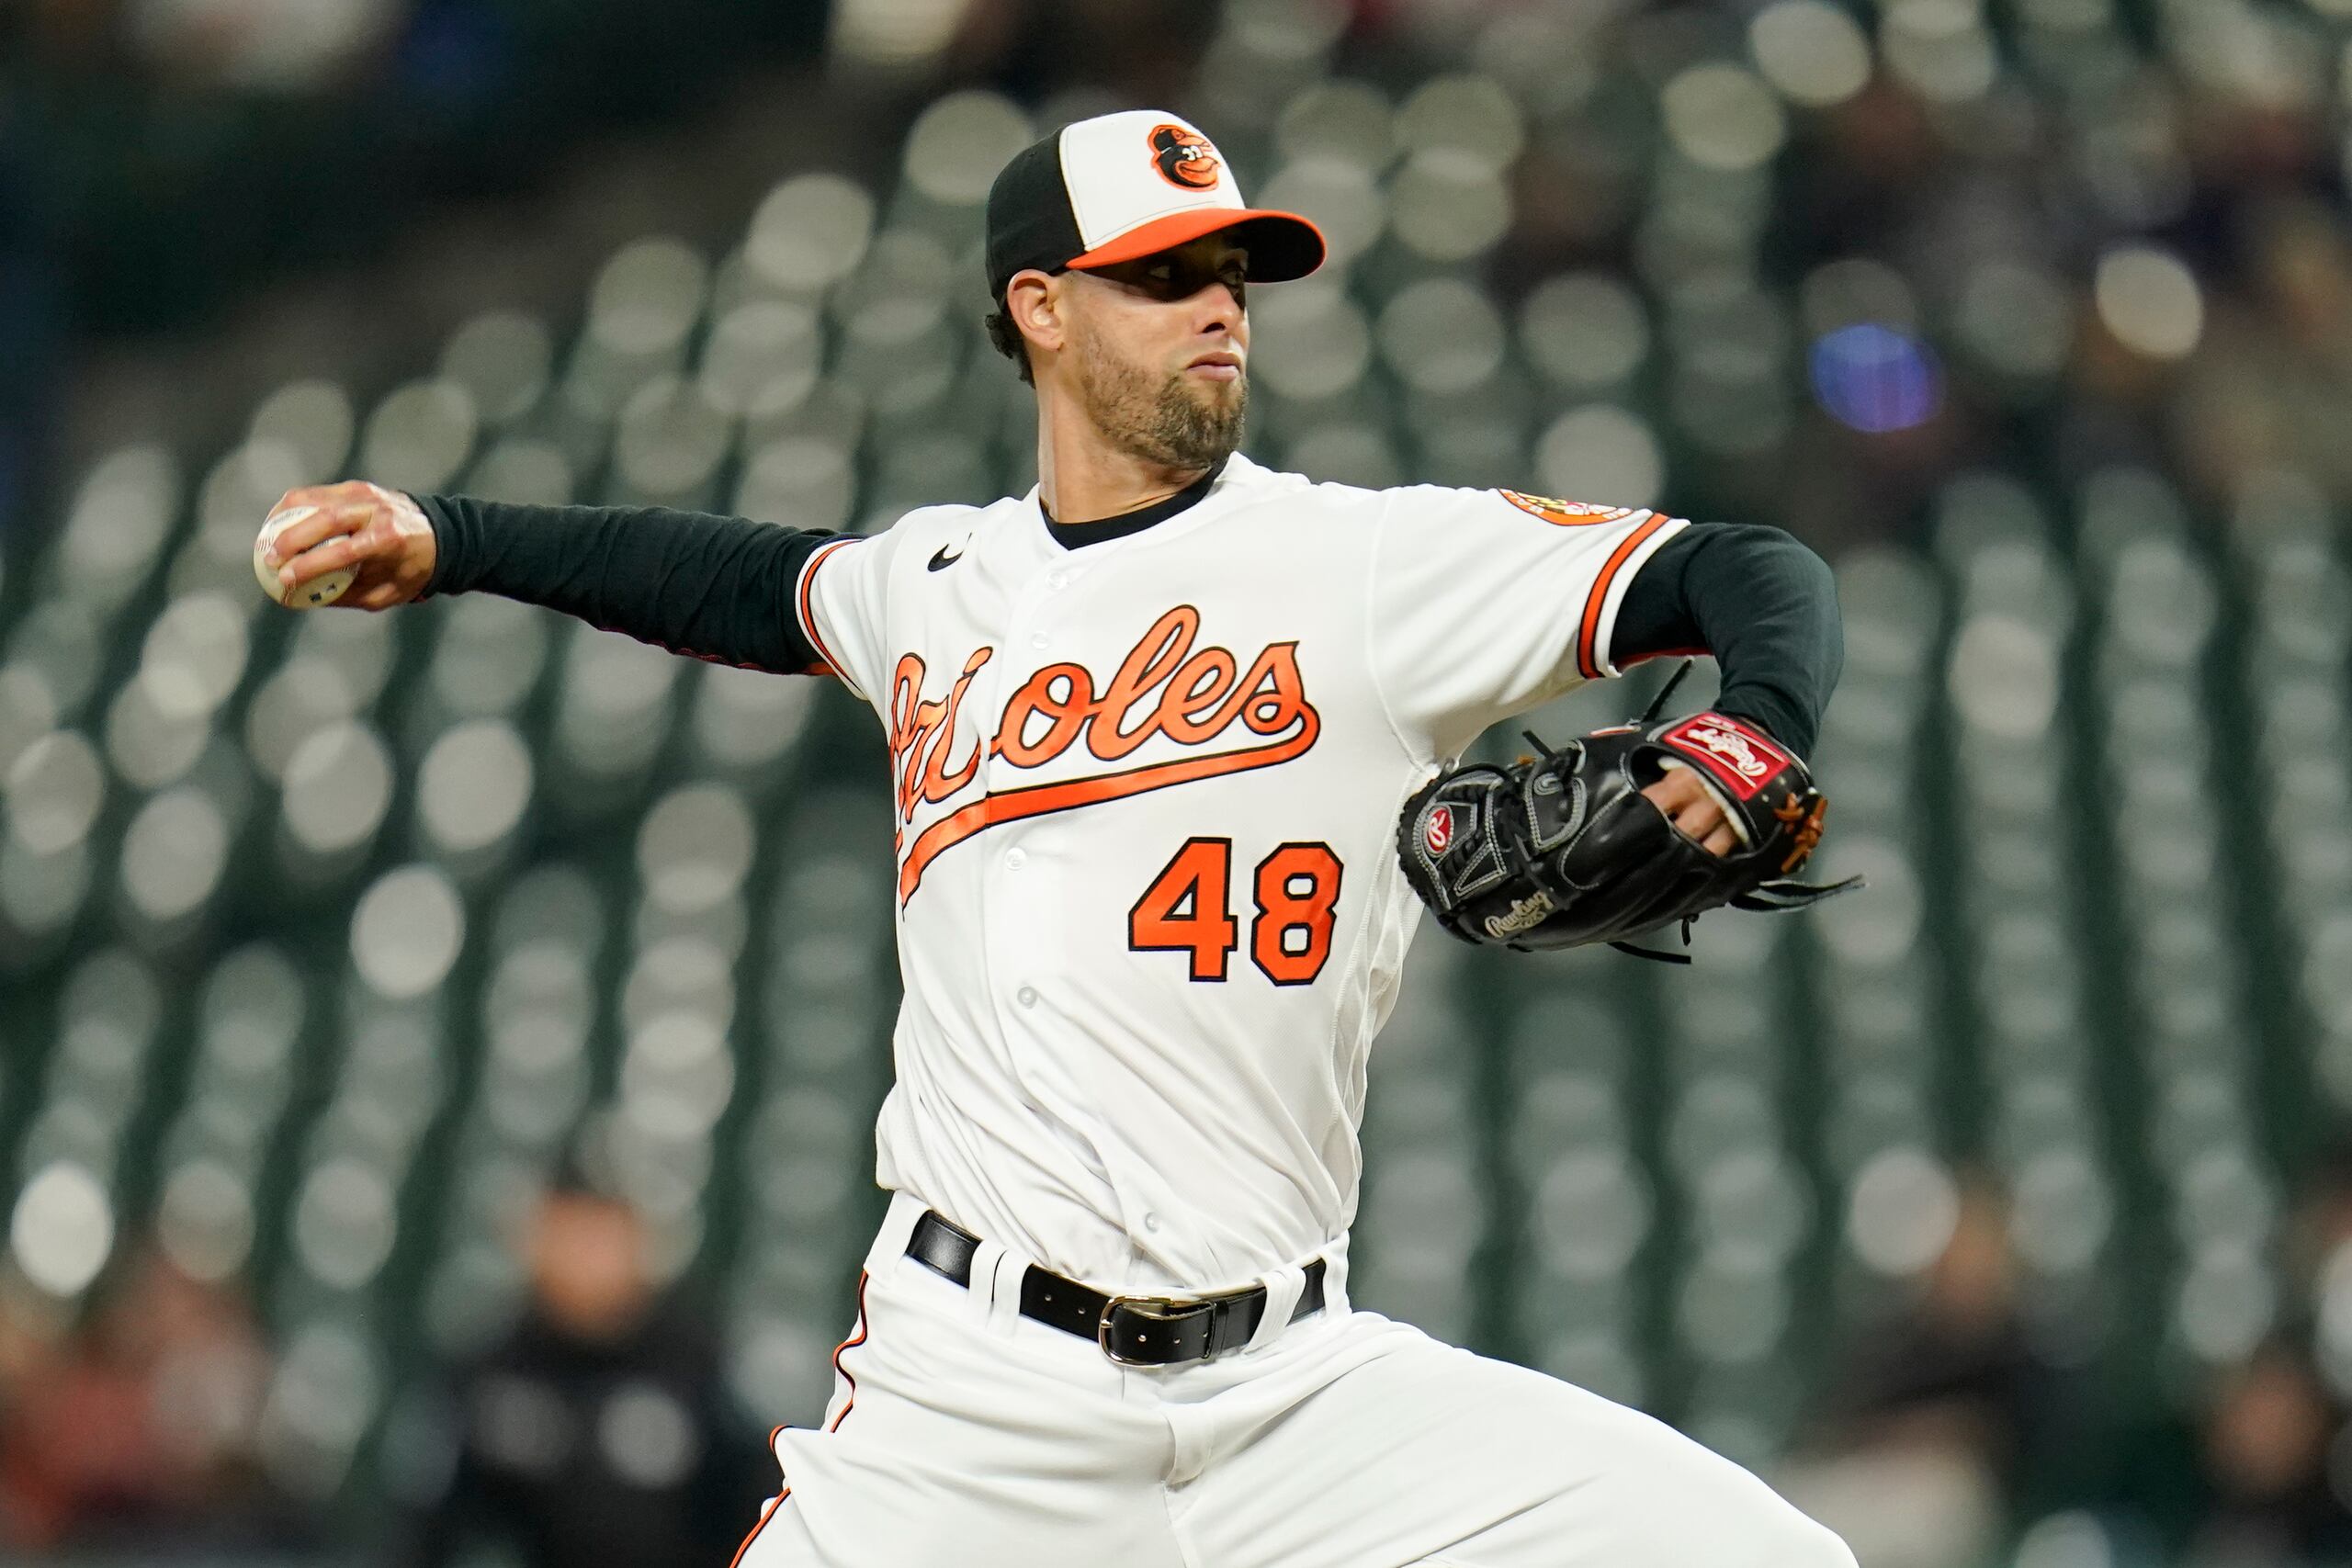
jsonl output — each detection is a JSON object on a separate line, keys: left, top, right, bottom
{"left": 927, "top": 545, "right": 963, "bottom": 572}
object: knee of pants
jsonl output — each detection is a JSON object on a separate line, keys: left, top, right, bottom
{"left": 1759, "top": 1514, "right": 1860, "bottom": 1568}
{"left": 733, "top": 1494, "right": 821, "bottom": 1567}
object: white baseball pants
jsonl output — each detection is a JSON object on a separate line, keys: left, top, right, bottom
{"left": 734, "top": 1194, "right": 1854, "bottom": 1568}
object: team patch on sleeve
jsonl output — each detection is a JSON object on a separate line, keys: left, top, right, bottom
{"left": 1498, "top": 491, "right": 1643, "bottom": 527}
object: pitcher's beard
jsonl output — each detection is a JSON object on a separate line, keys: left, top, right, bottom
{"left": 1076, "top": 333, "right": 1248, "bottom": 471}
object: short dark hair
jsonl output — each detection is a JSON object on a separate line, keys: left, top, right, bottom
{"left": 984, "top": 305, "right": 1035, "bottom": 386}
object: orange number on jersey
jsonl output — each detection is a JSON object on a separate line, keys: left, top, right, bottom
{"left": 1250, "top": 842, "right": 1342, "bottom": 986}
{"left": 1128, "top": 837, "right": 1238, "bottom": 982}
{"left": 1131, "top": 840, "right": 1343, "bottom": 985}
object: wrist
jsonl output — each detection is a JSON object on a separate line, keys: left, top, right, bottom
{"left": 411, "top": 492, "right": 456, "bottom": 596}
{"left": 1706, "top": 693, "right": 1810, "bottom": 762}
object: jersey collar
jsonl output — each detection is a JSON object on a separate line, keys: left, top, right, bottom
{"left": 1036, "top": 454, "right": 1232, "bottom": 550}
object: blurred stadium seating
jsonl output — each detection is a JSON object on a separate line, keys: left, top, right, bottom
{"left": 7, "top": 0, "right": 2352, "bottom": 1562}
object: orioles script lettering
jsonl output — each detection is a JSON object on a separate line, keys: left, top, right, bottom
{"left": 887, "top": 605, "right": 1320, "bottom": 901}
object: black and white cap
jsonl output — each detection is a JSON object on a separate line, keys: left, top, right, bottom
{"left": 986, "top": 109, "right": 1326, "bottom": 304}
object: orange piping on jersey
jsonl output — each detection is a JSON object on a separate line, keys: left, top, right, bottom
{"left": 1576, "top": 513, "right": 1672, "bottom": 680}
{"left": 898, "top": 706, "right": 1321, "bottom": 902}
{"left": 727, "top": 1271, "right": 869, "bottom": 1565}
{"left": 795, "top": 537, "right": 860, "bottom": 682}
{"left": 826, "top": 1271, "right": 871, "bottom": 1433}
{"left": 726, "top": 1427, "right": 793, "bottom": 1568}
{"left": 729, "top": 1476, "right": 795, "bottom": 1561}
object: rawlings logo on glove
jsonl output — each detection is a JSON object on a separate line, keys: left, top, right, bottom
{"left": 1396, "top": 665, "right": 1861, "bottom": 963}
{"left": 1422, "top": 804, "right": 1455, "bottom": 856}
{"left": 1659, "top": 715, "right": 1789, "bottom": 796}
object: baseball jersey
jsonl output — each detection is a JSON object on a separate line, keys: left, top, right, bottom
{"left": 795, "top": 454, "right": 1686, "bottom": 1293}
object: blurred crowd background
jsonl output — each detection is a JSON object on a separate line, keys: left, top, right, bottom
{"left": 6, "top": 0, "right": 2352, "bottom": 1564}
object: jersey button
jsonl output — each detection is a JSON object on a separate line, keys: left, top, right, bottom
{"left": 1143, "top": 1212, "right": 1162, "bottom": 1233}
{"left": 1048, "top": 571, "right": 1069, "bottom": 591}
{"left": 1005, "top": 849, "right": 1026, "bottom": 870}
{"left": 1029, "top": 632, "right": 1049, "bottom": 650}
{"left": 1016, "top": 986, "right": 1038, "bottom": 1008}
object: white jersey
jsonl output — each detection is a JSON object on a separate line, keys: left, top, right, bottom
{"left": 794, "top": 453, "right": 1687, "bottom": 1294}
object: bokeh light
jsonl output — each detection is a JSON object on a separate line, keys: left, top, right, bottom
{"left": 1808, "top": 322, "right": 1944, "bottom": 433}
{"left": 1750, "top": 1, "right": 1875, "bottom": 107}
{"left": 2094, "top": 244, "right": 2204, "bottom": 359}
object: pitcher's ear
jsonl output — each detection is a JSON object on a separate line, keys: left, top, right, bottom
{"left": 1007, "top": 271, "right": 1065, "bottom": 355}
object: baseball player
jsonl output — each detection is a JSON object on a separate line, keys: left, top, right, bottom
{"left": 261, "top": 110, "right": 1852, "bottom": 1567}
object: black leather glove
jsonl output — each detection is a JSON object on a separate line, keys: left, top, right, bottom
{"left": 1397, "top": 685, "right": 1859, "bottom": 963}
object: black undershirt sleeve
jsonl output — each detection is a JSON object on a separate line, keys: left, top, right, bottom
{"left": 1609, "top": 522, "right": 1843, "bottom": 759}
{"left": 416, "top": 494, "right": 840, "bottom": 674}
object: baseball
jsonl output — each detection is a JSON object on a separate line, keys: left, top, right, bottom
{"left": 254, "top": 505, "right": 354, "bottom": 609}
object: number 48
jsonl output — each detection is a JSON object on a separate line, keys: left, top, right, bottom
{"left": 1128, "top": 838, "right": 1342, "bottom": 986}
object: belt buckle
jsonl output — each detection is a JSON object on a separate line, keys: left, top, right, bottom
{"left": 1098, "top": 1293, "right": 1219, "bottom": 1367}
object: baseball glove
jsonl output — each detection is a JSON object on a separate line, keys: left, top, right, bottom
{"left": 1396, "top": 665, "right": 1860, "bottom": 962}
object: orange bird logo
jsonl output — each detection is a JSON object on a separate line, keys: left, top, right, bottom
{"left": 1149, "top": 124, "right": 1222, "bottom": 190}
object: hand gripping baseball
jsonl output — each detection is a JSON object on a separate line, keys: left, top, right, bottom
{"left": 1396, "top": 663, "right": 1862, "bottom": 962}
{"left": 255, "top": 481, "right": 438, "bottom": 611}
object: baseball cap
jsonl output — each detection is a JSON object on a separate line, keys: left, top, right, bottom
{"left": 985, "top": 109, "right": 1326, "bottom": 304}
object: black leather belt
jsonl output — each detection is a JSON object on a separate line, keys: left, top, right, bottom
{"left": 905, "top": 1209, "right": 1327, "bottom": 1367}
